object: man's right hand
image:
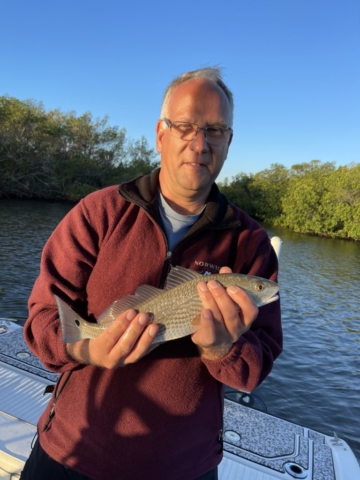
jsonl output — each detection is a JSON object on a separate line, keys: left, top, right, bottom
{"left": 66, "top": 310, "right": 159, "bottom": 368}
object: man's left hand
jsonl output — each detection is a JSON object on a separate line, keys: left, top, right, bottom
{"left": 191, "top": 267, "right": 258, "bottom": 360}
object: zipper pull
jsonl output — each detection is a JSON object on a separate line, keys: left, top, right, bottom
{"left": 41, "top": 402, "right": 56, "bottom": 432}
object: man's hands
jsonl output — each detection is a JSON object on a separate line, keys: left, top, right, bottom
{"left": 191, "top": 267, "right": 259, "bottom": 360}
{"left": 66, "top": 310, "right": 159, "bottom": 369}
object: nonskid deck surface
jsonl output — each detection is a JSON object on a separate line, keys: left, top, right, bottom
{"left": 222, "top": 399, "right": 336, "bottom": 479}
{"left": 0, "top": 320, "right": 359, "bottom": 480}
{"left": 0, "top": 323, "right": 57, "bottom": 383}
{"left": 0, "top": 321, "right": 57, "bottom": 421}
{"left": 0, "top": 321, "right": 57, "bottom": 472}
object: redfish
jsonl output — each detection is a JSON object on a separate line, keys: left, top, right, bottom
{"left": 55, "top": 266, "right": 279, "bottom": 345}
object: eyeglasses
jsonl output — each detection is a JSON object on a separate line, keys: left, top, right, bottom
{"left": 162, "top": 118, "right": 232, "bottom": 146}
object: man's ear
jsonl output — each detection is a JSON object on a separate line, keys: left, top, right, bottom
{"left": 156, "top": 120, "right": 165, "bottom": 153}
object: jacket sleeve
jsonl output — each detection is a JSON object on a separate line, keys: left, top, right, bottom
{"left": 23, "top": 198, "right": 100, "bottom": 373}
{"left": 201, "top": 229, "right": 283, "bottom": 392}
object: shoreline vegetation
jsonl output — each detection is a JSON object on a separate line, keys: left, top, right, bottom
{"left": 1, "top": 95, "right": 359, "bottom": 241}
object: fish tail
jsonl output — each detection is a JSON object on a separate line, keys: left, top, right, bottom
{"left": 54, "top": 295, "right": 87, "bottom": 343}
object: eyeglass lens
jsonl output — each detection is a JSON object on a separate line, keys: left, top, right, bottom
{"left": 170, "top": 123, "right": 228, "bottom": 145}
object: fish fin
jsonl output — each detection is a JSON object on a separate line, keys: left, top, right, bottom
{"left": 97, "top": 286, "right": 162, "bottom": 323}
{"left": 135, "top": 285, "right": 162, "bottom": 300}
{"left": 54, "top": 295, "right": 87, "bottom": 343}
{"left": 98, "top": 297, "right": 138, "bottom": 323}
{"left": 190, "top": 314, "right": 201, "bottom": 327}
{"left": 165, "top": 266, "right": 202, "bottom": 290}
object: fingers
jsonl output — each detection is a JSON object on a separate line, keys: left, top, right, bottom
{"left": 198, "top": 280, "right": 240, "bottom": 342}
{"left": 191, "top": 307, "right": 233, "bottom": 361}
{"left": 219, "top": 266, "right": 232, "bottom": 274}
{"left": 116, "top": 319, "right": 159, "bottom": 364}
{"left": 197, "top": 281, "right": 223, "bottom": 324}
{"left": 108, "top": 312, "right": 150, "bottom": 355}
{"left": 191, "top": 309, "right": 216, "bottom": 347}
{"left": 226, "top": 285, "right": 258, "bottom": 331}
{"left": 196, "top": 278, "right": 259, "bottom": 345}
{"left": 88, "top": 310, "right": 159, "bottom": 368}
{"left": 100, "top": 309, "right": 139, "bottom": 353}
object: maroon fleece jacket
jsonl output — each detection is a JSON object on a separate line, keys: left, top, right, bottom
{"left": 24, "top": 169, "right": 282, "bottom": 480}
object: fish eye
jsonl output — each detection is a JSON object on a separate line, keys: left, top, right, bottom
{"left": 75, "top": 318, "right": 80, "bottom": 327}
{"left": 255, "top": 283, "right": 265, "bottom": 291}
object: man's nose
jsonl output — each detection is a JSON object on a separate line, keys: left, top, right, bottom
{"left": 189, "top": 128, "right": 210, "bottom": 152}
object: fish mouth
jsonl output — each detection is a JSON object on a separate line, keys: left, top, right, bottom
{"left": 266, "top": 294, "right": 279, "bottom": 305}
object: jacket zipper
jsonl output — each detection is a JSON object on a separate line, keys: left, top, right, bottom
{"left": 41, "top": 370, "right": 73, "bottom": 432}
{"left": 159, "top": 250, "right": 172, "bottom": 288}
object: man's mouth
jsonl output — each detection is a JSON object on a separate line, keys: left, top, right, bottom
{"left": 186, "top": 162, "right": 207, "bottom": 168}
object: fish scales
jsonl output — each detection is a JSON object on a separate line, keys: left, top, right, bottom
{"left": 55, "top": 267, "right": 279, "bottom": 345}
{"left": 133, "top": 277, "right": 205, "bottom": 342}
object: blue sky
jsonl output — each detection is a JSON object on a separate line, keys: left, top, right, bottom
{"left": 1, "top": 0, "right": 359, "bottom": 181}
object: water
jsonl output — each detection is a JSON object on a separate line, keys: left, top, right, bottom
{"left": 0, "top": 200, "right": 73, "bottom": 321}
{"left": 0, "top": 199, "right": 359, "bottom": 461}
{"left": 255, "top": 226, "right": 360, "bottom": 462}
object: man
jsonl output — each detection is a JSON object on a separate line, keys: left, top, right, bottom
{"left": 22, "top": 67, "right": 282, "bottom": 480}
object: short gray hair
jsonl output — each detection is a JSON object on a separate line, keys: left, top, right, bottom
{"left": 160, "top": 67, "right": 234, "bottom": 127}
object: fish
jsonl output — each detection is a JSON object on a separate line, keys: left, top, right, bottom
{"left": 55, "top": 266, "right": 279, "bottom": 345}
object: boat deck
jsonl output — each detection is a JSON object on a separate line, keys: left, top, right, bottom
{"left": 0, "top": 320, "right": 359, "bottom": 480}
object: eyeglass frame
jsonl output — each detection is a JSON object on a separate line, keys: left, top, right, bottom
{"left": 162, "top": 118, "right": 233, "bottom": 145}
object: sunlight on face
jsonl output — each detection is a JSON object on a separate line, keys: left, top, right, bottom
{"left": 156, "top": 78, "right": 232, "bottom": 210}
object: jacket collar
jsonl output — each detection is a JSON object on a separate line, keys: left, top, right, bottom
{"left": 118, "top": 168, "right": 241, "bottom": 230}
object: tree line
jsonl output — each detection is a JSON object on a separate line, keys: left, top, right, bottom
{"left": 219, "top": 161, "right": 360, "bottom": 241}
{"left": 1, "top": 95, "right": 358, "bottom": 240}
{"left": 0, "top": 95, "right": 159, "bottom": 201}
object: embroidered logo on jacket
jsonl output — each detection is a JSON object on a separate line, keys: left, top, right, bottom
{"left": 194, "top": 260, "right": 221, "bottom": 274}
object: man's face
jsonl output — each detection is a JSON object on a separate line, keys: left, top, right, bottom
{"left": 156, "top": 78, "right": 232, "bottom": 203}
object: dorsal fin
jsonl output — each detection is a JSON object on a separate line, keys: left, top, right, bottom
{"left": 134, "top": 284, "right": 163, "bottom": 300}
{"left": 165, "top": 266, "right": 202, "bottom": 290}
{"left": 97, "top": 285, "right": 162, "bottom": 324}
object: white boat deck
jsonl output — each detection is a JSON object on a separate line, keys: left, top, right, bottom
{"left": 0, "top": 321, "right": 57, "bottom": 479}
{"left": 0, "top": 319, "right": 359, "bottom": 480}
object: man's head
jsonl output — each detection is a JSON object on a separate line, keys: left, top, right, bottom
{"left": 160, "top": 67, "right": 234, "bottom": 127}
{"left": 156, "top": 67, "right": 234, "bottom": 213}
